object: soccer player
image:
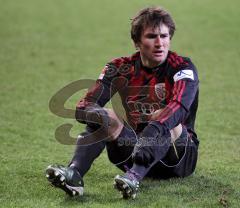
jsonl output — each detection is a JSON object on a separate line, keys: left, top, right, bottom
{"left": 46, "top": 6, "right": 199, "bottom": 199}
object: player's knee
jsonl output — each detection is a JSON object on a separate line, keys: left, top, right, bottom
{"left": 104, "top": 109, "right": 124, "bottom": 140}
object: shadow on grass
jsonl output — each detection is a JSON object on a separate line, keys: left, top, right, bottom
{"left": 59, "top": 192, "right": 137, "bottom": 207}
{"left": 58, "top": 174, "right": 237, "bottom": 207}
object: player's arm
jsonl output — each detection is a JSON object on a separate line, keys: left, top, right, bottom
{"left": 150, "top": 62, "right": 199, "bottom": 130}
{"left": 75, "top": 61, "right": 123, "bottom": 128}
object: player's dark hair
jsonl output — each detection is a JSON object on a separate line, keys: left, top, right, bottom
{"left": 131, "top": 6, "right": 176, "bottom": 43}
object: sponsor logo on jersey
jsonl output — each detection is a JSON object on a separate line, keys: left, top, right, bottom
{"left": 173, "top": 69, "right": 194, "bottom": 82}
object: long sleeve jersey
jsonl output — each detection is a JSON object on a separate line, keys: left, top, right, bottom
{"left": 77, "top": 51, "right": 199, "bottom": 144}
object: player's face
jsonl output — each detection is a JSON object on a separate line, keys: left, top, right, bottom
{"left": 137, "top": 23, "right": 171, "bottom": 68}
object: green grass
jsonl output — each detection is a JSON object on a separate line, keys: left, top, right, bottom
{"left": 0, "top": 0, "right": 240, "bottom": 207}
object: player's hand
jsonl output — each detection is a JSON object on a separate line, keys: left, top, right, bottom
{"left": 75, "top": 105, "right": 109, "bottom": 130}
{"left": 132, "top": 121, "right": 171, "bottom": 167}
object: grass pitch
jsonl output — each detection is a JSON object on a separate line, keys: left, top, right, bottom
{"left": 0, "top": 0, "right": 240, "bottom": 207}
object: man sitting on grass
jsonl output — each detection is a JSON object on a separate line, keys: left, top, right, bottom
{"left": 46, "top": 6, "right": 199, "bottom": 199}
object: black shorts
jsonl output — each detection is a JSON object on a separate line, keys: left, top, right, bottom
{"left": 106, "top": 123, "right": 199, "bottom": 179}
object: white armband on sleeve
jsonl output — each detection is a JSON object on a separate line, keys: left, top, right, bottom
{"left": 173, "top": 69, "right": 194, "bottom": 82}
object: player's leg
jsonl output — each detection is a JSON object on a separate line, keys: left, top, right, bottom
{"left": 146, "top": 126, "right": 198, "bottom": 179}
{"left": 69, "top": 126, "right": 108, "bottom": 176}
{"left": 106, "top": 123, "right": 137, "bottom": 171}
{"left": 105, "top": 122, "right": 139, "bottom": 199}
{"left": 46, "top": 126, "right": 106, "bottom": 196}
{"left": 69, "top": 108, "right": 125, "bottom": 174}
{"left": 166, "top": 128, "right": 198, "bottom": 178}
{"left": 45, "top": 165, "right": 84, "bottom": 197}
{"left": 113, "top": 123, "right": 183, "bottom": 199}
{"left": 45, "top": 108, "right": 124, "bottom": 197}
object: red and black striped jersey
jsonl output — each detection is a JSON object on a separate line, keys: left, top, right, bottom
{"left": 77, "top": 51, "right": 199, "bottom": 141}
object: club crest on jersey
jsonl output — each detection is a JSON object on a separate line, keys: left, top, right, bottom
{"left": 173, "top": 69, "right": 194, "bottom": 82}
{"left": 155, "top": 83, "right": 166, "bottom": 101}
